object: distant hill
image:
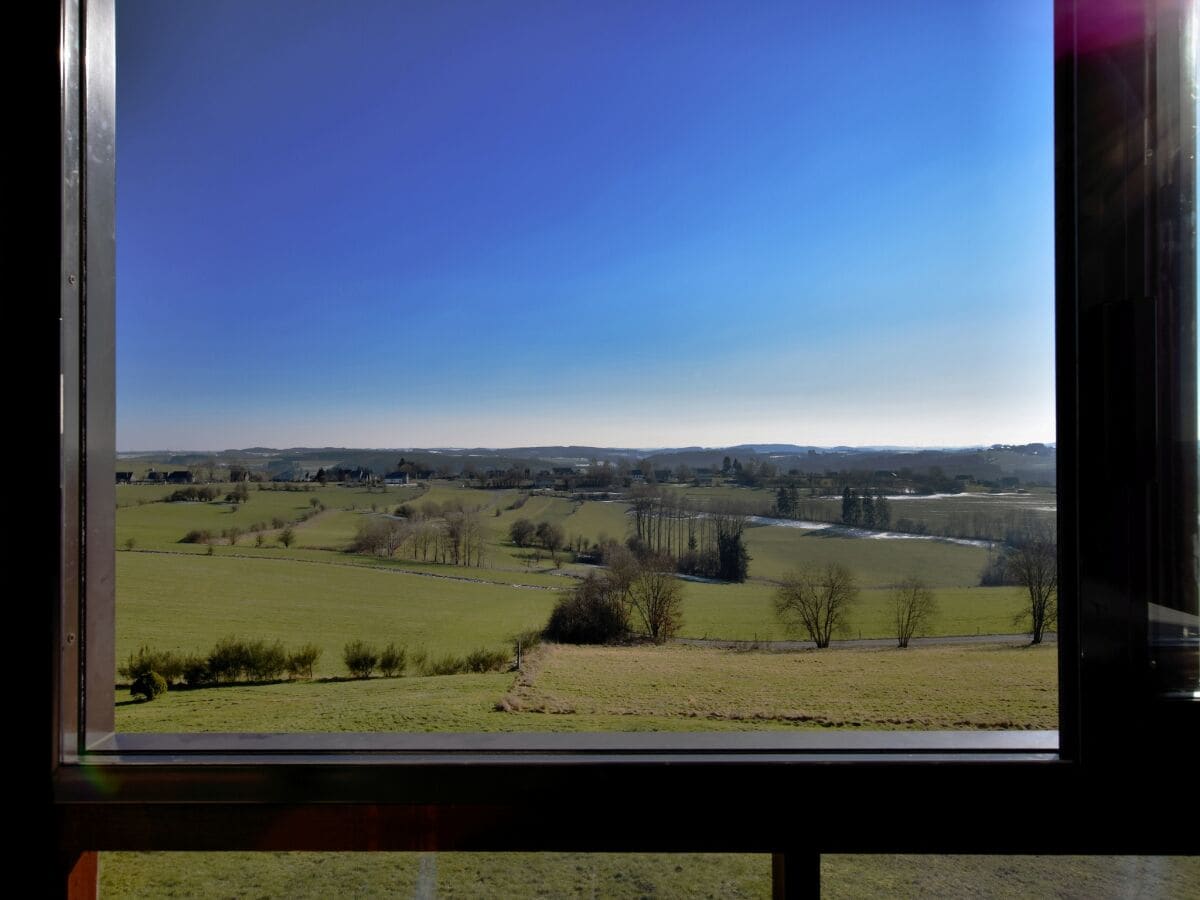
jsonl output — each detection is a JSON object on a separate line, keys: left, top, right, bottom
{"left": 117, "top": 442, "right": 1056, "bottom": 485}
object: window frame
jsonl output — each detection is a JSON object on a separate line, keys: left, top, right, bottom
{"left": 50, "top": 0, "right": 1198, "bottom": 866}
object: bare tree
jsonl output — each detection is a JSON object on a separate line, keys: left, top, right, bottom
{"left": 1006, "top": 532, "right": 1058, "bottom": 644}
{"left": 628, "top": 556, "right": 684, "bottom": 643}
{"left": 889, "top": 575, "right": 938, "bottom": 648}
{"left": 773, "top": 562, "right": 859, "bottom": 648}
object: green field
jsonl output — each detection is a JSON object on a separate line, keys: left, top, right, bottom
{"left": 117, "top": 549, "right": 1028, "bottom": 670}
{"left": 117, "top": 641, "right": 1056, "bottom": 733}
{"left": 98, "top": 852, "right": 1200, "bottom": 900}
{"left": 679, "top": 582, "right": 1028, "bottom": 642}
{"left": 100, "top": 852, "right": 773, "bottom": 899}
{"left": 742, "top": 524, "right": 991, "bottom": 587}
{"left": 293, "top": 507, "right": 371, "bottom": 549}
{"left": 116, "top": 552, "right": 558, "bottom": 676}
{"left": 115, "top": 481, "right": 1056, "bottom": 738}
{"left": 499, "top": 642, "right": 1057, "bottom": 730}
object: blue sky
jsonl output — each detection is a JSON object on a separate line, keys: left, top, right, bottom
{"left": 116, "top": 0, "right": 1054, "bottom": 450}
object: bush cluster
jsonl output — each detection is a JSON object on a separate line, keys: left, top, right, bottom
{"left": 340, "top": 641, "right": 510, "bottom": 678}
{"left": 165, "top": 486, "right": 219, "bottom": 503}
{"left": 543, "top": 572, "right": 630, "bottom": 644}
{"left": 508, "top": 517, "right": 564, "bottom": 550}
{"left": 119, "top": 638, "right": 324, "bottom": 689}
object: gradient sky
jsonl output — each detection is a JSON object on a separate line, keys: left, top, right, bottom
{"left": 116, "top": 0, "right": 1054, "bottom": 451}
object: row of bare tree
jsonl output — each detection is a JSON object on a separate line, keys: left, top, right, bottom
{"left": 772, "top": 565, "right": 938, "bottom": 648}
{"left": 628, "top": 486, "right": 751, "bottom": 581}
{"left": 350, "top": 504, "right": 487, "bottom": 567}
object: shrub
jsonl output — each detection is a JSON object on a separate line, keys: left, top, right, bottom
{"left": 543, "top": 573, "right": 629, "bottom": 644}
{"left": 464, "top": 647, "right": 510, "bottom": 673}
{"left": 119, "top": 646, "right": 186, "bottom": 686}
{"left": 343, "top": 640, "right": 379, "bottom": 678}
{"left": 378, "top": 643, "right": 406, "bottom": 677}
{"left": 286, "top": 643, "right": 322, "bottom": 680}
{"left": 279, "top": 526, "right": 296, "bottom": 548}
{"left": 182, "top": 654, "right": 213, "bottom": 687}
{"left": 410, "top": 647, "right": 428, "bottom": 672}
{"left": 424, "top": 653, "right": 467, "bottom": 676}
{"left": 271, "top": 517, "right": 286, "bottom": 529}
{"left": 244, "top": 639, "right": 287, "bottom": 681}
{"left": 181, "top": 529, "right": 212, "bottom": 544}
{"left": 207, "top": 636, "right": 252, "bottom": 682}
{"left": 130, "top": 671, "right": 167, "bottom": 701}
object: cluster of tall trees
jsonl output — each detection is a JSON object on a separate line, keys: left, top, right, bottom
{"left": 841, "top": 487, "right": 892, "bottom": 530}
{"left": 350, "top": 501, "right": 486, "bottom": 566}
{"left": 508, "top": 518, "right": 565, "bottom": 553}
{"left": 628, "top": 486, "right": 750, "bottom": 582}
{"left": 771, "top": 484, "right": 838, "bottom": 522}
{"left": 718, "top": 456, "right": 776, "bottom": 487}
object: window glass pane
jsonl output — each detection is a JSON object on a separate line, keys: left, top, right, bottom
{"left": 101, "top": 852, "right": 771, "bottom": 898}
{"left": 1147, "top": 0, "right": 1199, "bottom": 700}
{"left": 115, "top": 0, "right": 1057, "bottom": 733}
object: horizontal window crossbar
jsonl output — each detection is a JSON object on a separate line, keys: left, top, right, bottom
{"left": 84, "top": 730, "right": 1059, "bottom": 758}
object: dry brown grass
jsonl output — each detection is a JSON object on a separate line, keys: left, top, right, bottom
{"left": 500, "top": 641, "right": 1057, "bottom": 730}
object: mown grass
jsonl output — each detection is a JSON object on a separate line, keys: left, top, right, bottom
{"left": 293, "top": 507, "right": 371, "bottom": 549}
{"left": 100, "top": 851, "right": 772, "bottom": 899}
{"left": 98, "top": 851, "right": 1200, "bottom": 899}
{"left": 116, "top": 552, "right": 557, "bottom": 678}
{"left": 743, "top": 525, "right": 991, "bottom": 587}
{"left": 500, "top": 643, "right": 1057, "bottom": 730}
{"left": 117, "top": 548, "right": 1030, "bottom": 671}
{"left": 117, "top": 641, "right": 1056, "bottom": 733}
{"left": 822, "top": 855, "right": 1200, "bottom": 899}
{"left": 563, "top": 499, "right": 632, "bottom": 544}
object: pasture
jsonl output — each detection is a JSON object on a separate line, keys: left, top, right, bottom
{"left": 101, "top": 851, "right": 773, "bottom": 899}
{"left": 116, "top": 552, "right": 558, "bottom": 676}
{"left": 116, "top": 641, "right": 1057, "bottom": 733}
{"left": 99, "top": 851, "right": 1200, "bottom": 899}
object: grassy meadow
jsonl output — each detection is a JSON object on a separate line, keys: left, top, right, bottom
{"left": 100, "top": 851, "right": 773, "bottom": 899}
{"left": 98, "top": 852, "right": 1200, "bottom": 900}
{"left": 117, "top": 641, "right": 1057, "bottom": 733}
{"left": 115, "top": 478, "right": 1055, "bottom": 736}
